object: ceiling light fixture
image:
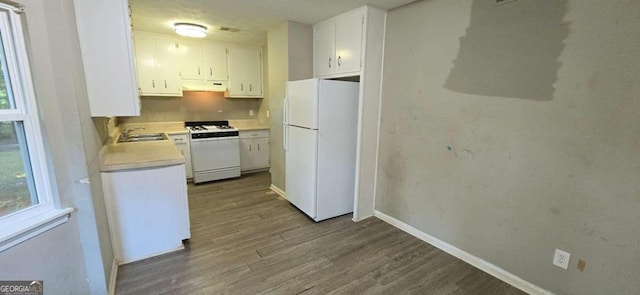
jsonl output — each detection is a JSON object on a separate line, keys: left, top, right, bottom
{"left": 174, "top": 23, "right": 207, "bottom": 38}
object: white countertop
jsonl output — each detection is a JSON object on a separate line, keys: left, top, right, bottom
{"left": 99, "top": 140, "right": 185, "bottom": 172}
{"left": 100, "top": 122, "right": 187, "bottom": 172}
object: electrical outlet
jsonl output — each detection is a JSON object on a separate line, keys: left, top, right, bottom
{"left": 249, "top": 109, "right": 254, "bottom": 117}
{"left": 267, "top": 110, "right": 270, "bottom": 118}
{"left": 553, "top": 249, "right": 571, "bottom": 270}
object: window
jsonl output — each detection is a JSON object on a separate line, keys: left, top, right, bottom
{"left": 0, "top": 3, "right": 71, "bottom": 251}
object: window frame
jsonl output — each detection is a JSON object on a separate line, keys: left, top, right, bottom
{"left": 0, "top": 3, "right": 72, "bottom": 252}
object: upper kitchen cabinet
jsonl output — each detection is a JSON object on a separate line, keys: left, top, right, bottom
{"left": 176, "top": 40, "right": 204, "bottom": 80}
{"left": 335, "top": 11, "right": 365, "bottom": 74}
{"left": 313, "top": 21, "right": 336, "bottom": 77}
{"left": 177, "top": 41, "right": 228, "bottom": 82}
{"left": 132, "top": 31, "right": 182, "bottom": 96}
{"left": 74, "top": 0, "right": 140, "bottom": 116}
{"left": 226, "top": 46, "right": 263, "bottom": 98}
{"left": 204, "top": 43, "right": 228, "bottom": 81}
{"left": 313, "top": 8, "right": 365, "bottom": 78}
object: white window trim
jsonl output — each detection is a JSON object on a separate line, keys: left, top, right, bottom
{"left": 0, "top": 2, "right": 73, "bottom": 251}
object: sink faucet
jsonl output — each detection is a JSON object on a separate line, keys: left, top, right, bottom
{"left": 121, "top": 127, "right": 145, "bottom": 138}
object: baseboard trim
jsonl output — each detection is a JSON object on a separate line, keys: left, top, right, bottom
{"left": 270, "top": 184, "right": 286, "bottom": 199}
{"left": 374, "top": 210, "right": 553, "bottom": 295}
{"left": 108, "top": 259, "right": 118, "bottom": 295}
{"left": 120, "top": 245, "right": 185, "bottom": 265}
{"left": 352, "top": 213, "right": 374, "bottom": 222}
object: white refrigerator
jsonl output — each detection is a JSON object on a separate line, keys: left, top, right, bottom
{"left": 284, "top": 78, "right": 359, "bottom": 222}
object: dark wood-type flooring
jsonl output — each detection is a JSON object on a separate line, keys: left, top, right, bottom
{"left": 115, "top": 172, "right": 525, "bottom": 294}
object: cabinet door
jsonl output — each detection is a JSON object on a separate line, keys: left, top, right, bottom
{"left": 204, "top": 42, "right": 228, "bottom": 81}
{"left": 177, "top": 40, "right": 204, "bottom": 80}
{"left": 228, "top": 46, "right": 262, "bottom": 97}
{"left": 155, "top": 37, "right": 182, "bottom": 95}
{"left": 314, "top": 21, "right": 336, "bottom": 77}
{"left": 253, "top": 137, "right": 270, "bottom": 169}
{"left": 227, "top": 46, "right": 248, "bottom": 96}
{"left": 169, "top": 134, "right": 192, "bottom": 179}
{"left": 183, "top": 143, "right": 192, "bottom": 179}
{"left": 239, "top": 139, "right": 253, "bottom": 171}
{"left": 75, "top": 0, "right": 140, "bottom": 116}
{"left": 133, "top": 33, "right": 160, "bottom": 94}
{"left": 244, "top": 47, "right": 262, "bottom": 96}
{"left": 335, "top": 11, "right": 363, "bottom": 74}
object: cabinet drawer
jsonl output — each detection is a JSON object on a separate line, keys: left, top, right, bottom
{"left": 239, "top": 130, "right": 269, "bottom": 139}
{"left": 168, "top": 133, "right": 189, "bottom": 143}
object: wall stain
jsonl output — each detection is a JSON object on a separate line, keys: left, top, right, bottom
{"left": 461, "top": 149, "right": 475, "bottom": 160}
{"left": 444, "top": 0, "right": 570, "bottom": 101}
{"left": 447, "top": 146, "right": 475, "bottom": 160}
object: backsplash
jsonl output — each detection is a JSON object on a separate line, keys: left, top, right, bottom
{"left": 119, "top": 91, "right": 263, "bottom": 123}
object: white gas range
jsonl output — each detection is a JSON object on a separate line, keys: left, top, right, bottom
{"left": 186, "top": 121, "right": 241, "bottom": 183}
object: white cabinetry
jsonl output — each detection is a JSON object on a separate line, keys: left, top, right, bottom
{"left": 101, "top": 165, "right": 190, "bottom": 263}
{"left": 176, "top": 40, "right": 204, "bottom": 80}
{"left": 168, "top": 133, "right": 192, "bottom": 179}
{"left": 227, "top": 46, "right": 263, "bottom": 97}
{"left": 74, "top": 0, "right": 140, "bottom": 116}
{"left": 313, "top": 21, "right": 336, "bottom": 77}
{"left": 205, "top": 43, "right": 229, "bottom": 81}
{"left": 313, "top": 9, "right": 364, "bottom": 78}
{"left": 178, "top": 41, "right": 228, "bottom": 82}
{"left": 239, "top": 130, "right": 270, "bottom": 172}
{"left": 132, "top": 32, "right": 182, "bottom": 96}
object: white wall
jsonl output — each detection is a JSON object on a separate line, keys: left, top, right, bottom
{"left": 267, "top": 22, "right": 289, "bottom": 191}
{"left": 376, "top": 0, "right": 640, "bottom": 294}
{"left": 0, "top": 0, "right": 113, "bottom": 293}
{"left": 267, "top": 21, "right": 313, "bottom": 191}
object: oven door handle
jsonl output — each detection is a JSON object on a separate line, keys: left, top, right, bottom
{"left": 191, "top": 136, "right": 240, "bottom": 142}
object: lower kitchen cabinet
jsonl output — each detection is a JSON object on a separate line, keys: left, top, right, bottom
{"left": 168, "top": 133, "right": 192, "bottom": 179}
{"left": 101, "top": 164, "right": 190, "bottom": 264}
{"left": 240, "top": 130, "right": 270, "bottom": 172}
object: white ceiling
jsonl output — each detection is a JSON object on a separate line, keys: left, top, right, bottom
{"left": 129, "top": 0, "right": 416, "bottom": 45}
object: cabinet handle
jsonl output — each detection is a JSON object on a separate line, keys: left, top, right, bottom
{"left": 164, "top": 80, "right": 167, "bottom": 88}
{"left": 241, "top": 83, "right": 244, "bottom": 91}
{"left": 210, "top": 68, "right": 212, "bottom": 76}
{"left": 152, "top": 80, "right": 156, "bottom": 88}
{"left": 249, "top": 144, "right": 251, "bottom": 152}
{"left": 338, "top": 56, "right": 342, "bottom": 66}
{"left": 257, "top": 143, "right": 260, "bottom": 151}
{"left": 250, "top": 84, "right": 252, "bottom": 92}
{"left": 328, "top": 57, "right": 332, "bottom": 68}
{"left": 198, "top": 67, "right": 201, "bottom": 75}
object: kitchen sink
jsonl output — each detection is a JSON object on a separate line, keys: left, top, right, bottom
{"left": 117, "top": 133, "right": 169, "bottom": 143}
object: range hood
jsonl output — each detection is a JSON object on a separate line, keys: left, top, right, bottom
{"left": 181, "top": 80, "right": 228, "bottom": 92}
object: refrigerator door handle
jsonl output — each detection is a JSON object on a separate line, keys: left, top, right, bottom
{"left": 283, "top": 96, "right": 289, "bottom": 151}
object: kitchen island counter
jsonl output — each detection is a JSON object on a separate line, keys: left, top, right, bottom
{"left": 99, "top": 140, "right": 184, "bottom": 172}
